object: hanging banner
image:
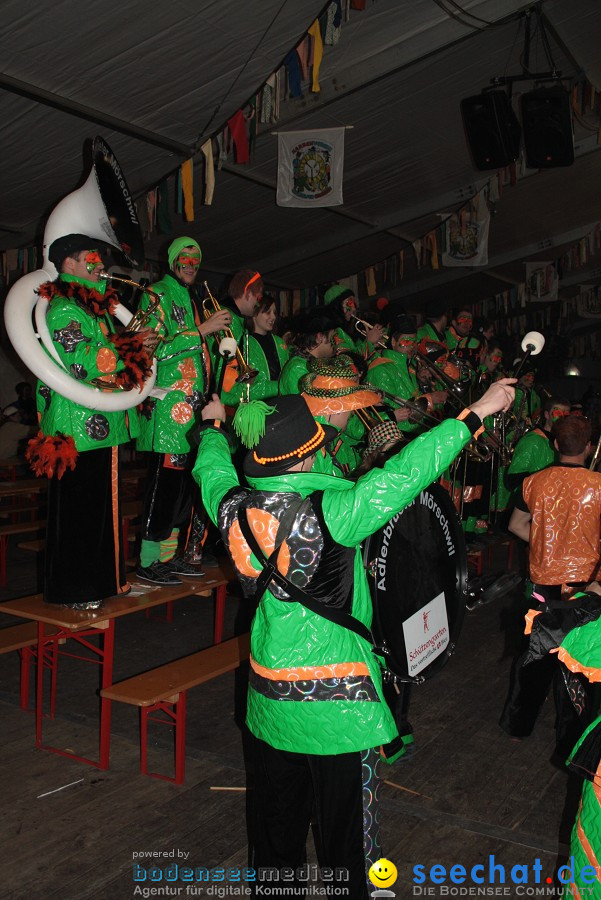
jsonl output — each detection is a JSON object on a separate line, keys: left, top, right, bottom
{"left": 276, "top": 127, "right": 345, "bottom": 207}
{"left": 576, "top": 285, "right": 601, "bottom": 318}
{"left": 441, "top": 201, "right": 490, "bottom": 267}
{"left": 525, "top": 261, "right": 558, "bottom": 302}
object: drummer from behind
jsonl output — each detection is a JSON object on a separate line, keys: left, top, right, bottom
{"left": 192, "top": 377, "right": 515, "bottom": 898}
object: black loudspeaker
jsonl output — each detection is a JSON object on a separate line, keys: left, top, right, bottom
{"left": 460, "top": 90, "right": 521, "bottom": 170}
{"left": 521, "top": 87, "right": 574, "bottom": 168}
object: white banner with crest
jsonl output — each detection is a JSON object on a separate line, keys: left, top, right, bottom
{"left": 276, "top": 128, "right": 345, "bottom": 207}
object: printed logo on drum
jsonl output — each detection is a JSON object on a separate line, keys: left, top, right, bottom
{"left": 419, "top": 492, "right": 455, "bottom": 557}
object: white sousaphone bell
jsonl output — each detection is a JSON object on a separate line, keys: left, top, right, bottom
{"left": 4, "top": 136, "right": 157, "bottom": 412}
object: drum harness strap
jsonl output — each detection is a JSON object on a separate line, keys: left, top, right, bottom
{"left": 238, "top": 501, "right": 374, "bottom": 647}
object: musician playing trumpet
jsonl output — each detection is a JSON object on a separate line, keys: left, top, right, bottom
{"left": 324, "top": 283, "right": 385, "bottom": 356}
{"left": 135, "top": 237, "right": 230, "bottom": 585}
{"left": 367, "top": 314, "right": 448, "bottom": 437}
{"left": 209, "top": 269, "right": 280, "bottom": 407}
{"left": 27, "top": 233, "right": 156, "bottom": 609}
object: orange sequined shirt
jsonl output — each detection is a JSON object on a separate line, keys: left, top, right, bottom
{"left": 522, "top": 464, "right": 601, "bottom": 585}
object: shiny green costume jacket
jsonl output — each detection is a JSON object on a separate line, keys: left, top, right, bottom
{"left": 247, "top": 333, "right": 289, "bottom": 384}
{"left": 136, "top": 273, "right": 206, "bottom": 454}
{"left": 37, "top": 274, "right": 139, "bottom": 451}
{"left": 194, "top": 417, "right": 474, "bottom": 755}
{"left": 367, "top": 351, "right": 422, "bottom": 435}
{"left": 506, "top": 428, "right": 555, "bottom": 483}
{"left": 279, "top": 353, "right": 311, "bottom": 394}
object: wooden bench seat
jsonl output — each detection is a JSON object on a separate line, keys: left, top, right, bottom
{"left": 17, "top": 539, "right": 44, "bottom": 553}
{"left": 100, "top": 633, "right": 249, "bottom": 783}
{"left": 0, "top": 520, "right": 46, "bottom": 587}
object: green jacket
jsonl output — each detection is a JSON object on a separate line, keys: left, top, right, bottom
{"left": 367, "top": 351, "right": 421, "bottom": 435}
{"left": 37, "top": 274, "right": 139, "bottom": 451}
{"left": 136, "top": 273, "right": 206, "bottom": 454}
{"left": 507, "top": 428, "right": 555, "bottom": 481}
{"left": 193, "top": 417, "right": 473, "bottom": 755}
{"left": 247, "top": 333, "right": 289, "bottom": 384}
{"left": 279, "top": 353, "right": 311, "bottom": 394}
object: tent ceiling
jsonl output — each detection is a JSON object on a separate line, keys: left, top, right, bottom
{"left": 1, "top": 0, "right": 600, "bottom": 306}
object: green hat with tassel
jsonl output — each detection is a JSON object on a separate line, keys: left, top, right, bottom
{"left": 234, "top": 395, "right": 336, "bottom": 478}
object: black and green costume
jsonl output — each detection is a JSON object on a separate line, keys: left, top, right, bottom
{"left": 193, "top": 406, "right": 483, "bottom": 895}
{"left": 32, "top": 274, "right": 149, "bottom": 605}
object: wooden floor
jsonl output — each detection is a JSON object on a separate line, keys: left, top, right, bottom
{"left": 0, "top": 538, "right": 581, "bottom": 899}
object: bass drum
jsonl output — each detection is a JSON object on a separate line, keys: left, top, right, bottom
{"left": 363, "top": 481, "right": 467, "bottom": 682}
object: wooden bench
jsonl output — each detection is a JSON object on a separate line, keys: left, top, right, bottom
{"left": 0, "top": 622, "right": 61, "bottom": 713}
{"left": 100, "top": 633, "right": 250, "bottom": 784}
{"left": 0, "top": 520, "right": 46, "bottom": 587}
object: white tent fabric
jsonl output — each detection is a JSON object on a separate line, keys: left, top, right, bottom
{"left": 1, "top": 0, "right": 601, "bottom": 302}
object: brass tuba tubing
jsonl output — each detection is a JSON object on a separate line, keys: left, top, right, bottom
{"left": 100, "top": 272, "right": 164, "bottom": 332}
{"left": 202, "top": 281, "right": 258, "bottom": 384}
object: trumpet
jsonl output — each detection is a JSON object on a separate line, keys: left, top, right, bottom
{"left": 202, "top": 282, "right": 258, "bottom": 384}
{"left": 100, "top": 272, "right": 165, "bottom": 335}
{"left": 350, "top": 315, "right": 388, "bottom": 349}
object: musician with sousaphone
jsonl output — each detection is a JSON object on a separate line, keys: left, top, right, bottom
{"left": 26, "top": 233, "right": 156, "bottom": 608}
{"left": 2, "top": 138, "right": 168, "bottom": 609}
{"left": 134, "top": 237, "right": 233, "bottom": 585}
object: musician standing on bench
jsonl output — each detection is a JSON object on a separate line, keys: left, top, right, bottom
{"left": 27, "top": 234, "right": 155, "bottom": 609}
{"left": 135, "top": 238, "right": 233, "bottom": 584}
{"left": 193, "top": 379, "right": 515, "bottom": 897}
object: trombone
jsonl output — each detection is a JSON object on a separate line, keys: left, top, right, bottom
{"left": 350, "top": 315, "right": 388, "bottom": 349}
{"left": 414, "top": 349, "right": 511, "bottom": 463}
{"left": 363, "top": 383, "right": 441, "bottom": 428}
{"left": 202, "top": 281, "right": 258, "bottom": 384}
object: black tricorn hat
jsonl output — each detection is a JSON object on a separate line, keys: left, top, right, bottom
{"left": 48, "top": 233, "right": 108, "bottom": 270}
{"left": 242, "top": 395, "right": 337, "bottom": 478}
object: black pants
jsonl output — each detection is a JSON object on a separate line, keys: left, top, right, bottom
{"left": 250, "top": 737, "right": 382, "bottom": 900}
{"left": 141, "top": 452, "right": 197, "bottom": 543}
{"left": 499, "top": 583, "right": 591, "bottom": 755}
{"left": 45, "top": 447, "right": 127, "bottom": 605}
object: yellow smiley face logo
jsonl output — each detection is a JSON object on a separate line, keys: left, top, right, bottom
{"left": 368, "top": 858, "right": 398, "bottom": 889}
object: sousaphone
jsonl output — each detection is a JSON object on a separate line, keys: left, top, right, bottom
{"left": 4, "top": 136, "right": 157, "bottom": 411}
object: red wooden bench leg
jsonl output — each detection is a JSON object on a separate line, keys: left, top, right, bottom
{"left": 140, "top": 707, "right": 149, "bottom": 777}
{"left": 166, "top": 601, "right": 173, "bottom": 624}
{"left": 174, "top": 692, "right": 187, "bottom": 785}
{"left": 0, "top": 535, "right": 6, "bottom": 588}
{"left": 20, "top": 646, "right": 32, "bottom": 710}
{"left": 49, "top": 640, "right": 59, "bottom": 719}
{"left": 139, "top": 694, "right": 186, "bottom": 783}
{"left": 214, "top": 584, "right": 226, "bottom": 644}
